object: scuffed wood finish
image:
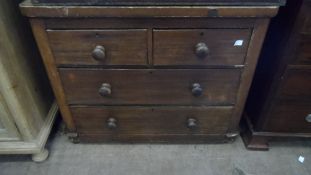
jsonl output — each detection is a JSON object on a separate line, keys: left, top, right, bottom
{"left": 48, "top": 29, "right": 148, "bottom": 66}
{"left": 30, "top": 19, "right": 75, "bottom": 131}
{"left": 72, "top": 106, "right": 233, "bottom": 142}
{"left": 20, "top": 2, "right": 280, "bottom": 18}
{"left": 59, "top": 69, "right": 241, "bottom": 105}
{"left": 153, "top": 29, "right": 251, "bottom": 66}
{"left": 20, "top": 0, "right": 280, "bottom": 143}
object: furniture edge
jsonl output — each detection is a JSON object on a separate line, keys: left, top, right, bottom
{"left": 241, "top": 112, "right": 311, "bottom": 151}
{"left": 19, "top": 2, "right": 280, "bottom": 18}
{"left": 0, "top": 101, "right": 58, "bottom": 154}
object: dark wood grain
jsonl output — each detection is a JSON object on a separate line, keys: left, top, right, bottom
{"left": 71, "top": 106, "right": 233, "bottom": 142}
{"left": 47, "top": 29, "right": 148, "bottom": 66}
{"left": 153, "top": 29, "right": 251, "bottom": 66}
{"left": 263, "top": 101, "right": 311, "bottom": 133}
{"left": 60, "top": 68, "right": 241, "bottom": 105}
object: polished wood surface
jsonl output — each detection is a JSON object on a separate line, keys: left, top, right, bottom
{"left": 60, "top": 69, "right": 241, "bottom": 105}
{"left": 153, "top": 29, "right": 251, "bottom": 66}
{"left": 48, "top": 29, "right": 148, "bottom": 65}
{"left": 243, "top": 0, "right": 311, "bottom": 150}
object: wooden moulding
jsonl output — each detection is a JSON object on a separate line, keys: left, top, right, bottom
{"left": 241, "top": 112, "right": 311, "bottom": 151}
{"left": 0, "top": 101, "right": 58, "bottom": 154}
{"left": 20, "top": 0, "right": 280, "bottom": 18}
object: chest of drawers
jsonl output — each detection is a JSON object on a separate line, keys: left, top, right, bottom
{"left": 20, "top": 0, "right": 282, "bottom": 143}
{"left": 243, "top": 0, "right": 311, "bottom": 150}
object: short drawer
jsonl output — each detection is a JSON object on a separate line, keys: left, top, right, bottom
{"left": 153, "top": 29, "right": 251, "bottom": 66}
{"left": 60, "top": 69, "right": 240, "bottom": 105}
{"left": 47, "top": 29, "right": 148, "bottom": 65}
{"left": 72, "top": 106, "right": 233, "bottom": 137}
{"left": 264, "top": 101, "right": 311, "bottom": 133}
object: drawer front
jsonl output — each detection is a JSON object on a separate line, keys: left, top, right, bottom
{"left": 47, "top": 29, "right": 148, "bottom": 65}
{"left": 264, "top": 102, "right": 311, "bottom": 133}
{"left": 72, "top": 106, "right": 233, "bottom": 136}
{"left": 153, "top": 29, "right": 251, "bottom": 66}
{"left": 60, "top": 69, "right": 240, "bottom": 105}
{"left": 278, "top": 69, "right": 311, "bottom": 102}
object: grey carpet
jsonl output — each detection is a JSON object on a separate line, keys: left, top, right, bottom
{"left": 0, "top": 130, "right": 310, "bottom": 175}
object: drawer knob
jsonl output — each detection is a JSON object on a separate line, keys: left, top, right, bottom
{"left": 187, "top": 118, "right": 198, "bottom": 129}
{"left": 195, "top": 42, "right": 209, "bottom": 58}
{"left": 92, "top": 45, "right": 106, "bottom": 61}
{"left": 191, "top": 83, "right": 203, "bottom": 97}
{"left": 306, "top": 114, "right": 311, "bottom": 123}
{"left": 107, "top": 117, "right": 117, "bottom": 129}
{"left": 99, "top": 83, "right": 111, "bottom": 97}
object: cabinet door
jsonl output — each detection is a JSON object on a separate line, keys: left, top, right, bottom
{"left": 0, "top": 93, "right": 20, "bottom": 141}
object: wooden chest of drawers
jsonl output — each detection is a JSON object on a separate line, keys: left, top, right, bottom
{"left": 20, "top": 0, "right": 282, "bottom": 143}
{"left": 243, "top": 0, "right": 311, "bottom": 150}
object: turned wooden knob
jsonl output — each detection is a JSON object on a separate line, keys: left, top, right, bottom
{"left": 187, "top": 118, "right": 198, "bottom": 129}
{"left": 98, "top": 83, "right": 111, "bottom": 97}
{"left": 92, "top": 45, "right": 106, "bottom": 61}
{"left": 195, "top": 42, "right": 209, "bottom": 58}
{"left": 306, "top": 114, "right": 311, "bottom": 123}
{"left": 191, "top": 83, "right": 203, "bottom": 97}
{"left": 107, "top": 118, "right": 117, "bottom": 129}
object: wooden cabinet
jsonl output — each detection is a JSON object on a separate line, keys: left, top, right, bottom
{"left": 243, "top": 0, "right": 311, "bottom": 150}
{"left": 0, "top": 1, "right": 56, "bottom": 162}
{"left": 20, "top": 0, "right": 282, "bottom": 143}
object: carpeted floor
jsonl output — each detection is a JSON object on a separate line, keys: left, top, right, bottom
{"left": 0, "top": 126, "right": 310, "bottom": 175}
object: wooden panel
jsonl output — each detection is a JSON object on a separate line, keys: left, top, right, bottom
{"left": 0, "top": 93, "right": 20, "bottom": 141}
{"left": 153, "top": 29, "right": 251, "bottom": 66}
{"left": 60, "top": 69, "right": 241, "bottom": 105}
{"left": 278, "top": 68, "right": 311, "bottom": 102}
{"left": 264, "top": 101, "right": 311, "bottom": 133}
{"left": 72, "top": 106, "right": 233, "bottom": 137}
{"left": 47, "top": 29, "right": 148, "bottom": 66}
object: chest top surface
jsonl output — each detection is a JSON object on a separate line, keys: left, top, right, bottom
{"left": 20, "top": 0, "right": 283, "bottom": 18}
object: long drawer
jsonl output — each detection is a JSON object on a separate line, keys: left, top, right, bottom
{"left": 59, "top": 68, "right": 241, "bottom": 105}
{"left": 71, "top": 106, "right": 233, "bottom": 141}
